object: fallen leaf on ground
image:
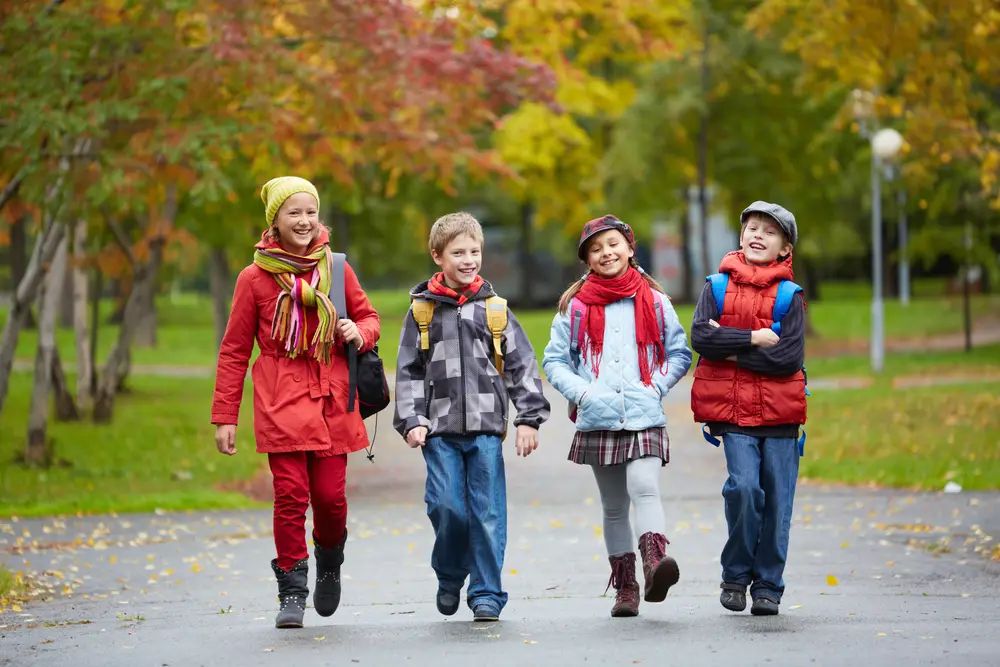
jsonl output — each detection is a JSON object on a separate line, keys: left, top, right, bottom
{"left": 826, "top": 575, "right": 839, "bottom": 586}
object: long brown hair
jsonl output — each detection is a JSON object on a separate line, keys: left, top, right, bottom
{"left": 557, "top": 258, "right": 668, "bottom": 313}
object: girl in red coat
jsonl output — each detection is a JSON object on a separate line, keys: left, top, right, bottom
{"left": 212, "top": 176, "right": 380, "bottom": 628}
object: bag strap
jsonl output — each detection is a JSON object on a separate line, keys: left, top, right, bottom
{"left": 707, "top": 273, "right": 728, "bottom": 319}
{"left": 771, "top": 280, "right": 803, "bottom": 334}
{"left": 328, "top": 252, "right": 358, "bottom": 412}
{"left": 483, "top": 296, "right": 508, "bottom": 374}
{"left": 568, "top": 297, "right": 586, "bottom": 358}
{"left": 329, "top": 252, "right": 347, "bottom": 320}
{"left": 410, "top": 298, "right": 435, "bottom": 351}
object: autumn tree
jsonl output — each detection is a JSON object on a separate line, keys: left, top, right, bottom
{"left": 747, "top": 0, "right": 1000, "bottom": 285}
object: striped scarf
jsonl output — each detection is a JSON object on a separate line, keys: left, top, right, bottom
{"left": 253, "top": 243, "right": 337, "bottom": 364}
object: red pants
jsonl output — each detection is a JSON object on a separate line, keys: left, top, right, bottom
{"left": 268, "top": 450, "right": 348, "bottom": 571}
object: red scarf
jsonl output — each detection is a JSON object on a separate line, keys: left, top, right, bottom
{"left": 428, "top": 272, "right": 485, "bottom": 305}
{"left": 576, "top": 267, "right": 666, "bottom": 386}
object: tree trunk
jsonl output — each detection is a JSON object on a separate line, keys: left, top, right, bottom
{"left": 71, "top": 218, "right": 92, "bottom": 410}
{"left": 58, "top": 258, "right": 74, "bottom": 328}
{"left": 9, "top": 214, "right": 37, "bottom": 329}
{"left": 208, "top": 245, "right": 232, "bottom": 352}
{"left": 25, "top": 233, "right": 70, "bottom": 465}
{"left": 0, "top": 221, "right": 68, "bottom": 417}
{"left": 696, "top": 15, "right": 711, "bottom": 283}
{"left": 518, "top": 202, "right": 534, "bottom": 308}
{"left": 89, "top": 269, "right": 101, "bottom": 397}
{"left": 133, "top": 286, "right": 157, "bottom": 348}
{"left": 93, "top": 186, "right": 176, "bottom": 422}
{"left": 51, "top": 347, "right": 78, "bottom": 421}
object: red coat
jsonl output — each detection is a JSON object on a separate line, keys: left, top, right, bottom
{"left": 211, "top": 230, "right": 380, "bottom": 455}
{"left": 691, "top": 252, "right": 807, "bottom": 427}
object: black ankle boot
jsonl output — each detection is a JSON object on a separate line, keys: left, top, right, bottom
{"left": 313, "top": 529, "right": 347, "bottom": 617}
{"left": 271, "top": 558, "right": 309, "bottom": 628}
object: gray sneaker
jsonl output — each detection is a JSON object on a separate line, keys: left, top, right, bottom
{"left": 720, "top": 587, "right": 747, "bottom": 612}
{"left": 472, "top": 603, "right": 500, "bottom": 622}
{"left": 436, "top": 589, "right": 460, "bottom": 616}
{"left": 751, "top": 596, "right": 780, "bottom": 616}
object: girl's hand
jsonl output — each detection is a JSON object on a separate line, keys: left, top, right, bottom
{"left": 215, "top": 424, "right": 237, "bottom": 455}
{"left": 515, "top": 425, "right": 538, "bottom": 457}
{"left": 336, "top": 319, "right": 363, "bottom": 349}
{"left": 708, "top": 319, "right": 721, "bottom": 328}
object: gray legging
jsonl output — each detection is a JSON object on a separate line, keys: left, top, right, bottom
{"left": 591, "top": 457, "right": 666, "bottom": 556}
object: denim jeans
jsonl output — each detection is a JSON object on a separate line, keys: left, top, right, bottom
{"left": 720, "top": 433, "right": 799, "bottom": 603}
{"left": 422, "top": 434, "right": 508, "bottom": 614}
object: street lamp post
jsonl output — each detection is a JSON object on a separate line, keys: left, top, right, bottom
{"left": 851, "top": 90, "right": 904, "bottom": 373}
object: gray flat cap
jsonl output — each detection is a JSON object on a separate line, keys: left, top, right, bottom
{"left": 740, "top": 201, "right": 797, "bottom": 246}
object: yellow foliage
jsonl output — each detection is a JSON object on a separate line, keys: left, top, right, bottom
{"left": 491, "top": 0, "right": 697, "bottom": 225}
{"left": 748, "top": 0, "right": 1000, "bottom": 208}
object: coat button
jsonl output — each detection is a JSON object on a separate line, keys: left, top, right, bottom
{"left": 293, "top": 373, "right": 301, "bottom": 382}
{"left": 617, "top": 387, "right": 622, "bottom": 393}
{"left": 620, "top": 416, "right": 625, "bottom": 423}
{"left": 615, "top": 356, "right": 620, "bottom": 362}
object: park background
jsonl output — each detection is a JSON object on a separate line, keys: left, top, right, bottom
{"left": 1, "top": 0, "right": 999, "bottom": 603}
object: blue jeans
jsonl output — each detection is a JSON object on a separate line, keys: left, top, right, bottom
{"left": 721, "top": 433, "right": 799, "bottom": 603}
{"left": 422, "top": 434, "right": 508, "bottom": 614}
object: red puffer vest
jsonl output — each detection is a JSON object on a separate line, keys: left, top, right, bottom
{"left": 691, "top": 251, "right": 807, "bottom": 427}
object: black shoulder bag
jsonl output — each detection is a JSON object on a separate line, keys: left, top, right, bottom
{"left": 329, "top": 252, "right": 391, "bottom": 462}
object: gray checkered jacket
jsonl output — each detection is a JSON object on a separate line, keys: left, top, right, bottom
{"left": 393, "top": 280, "right": 550, "bottom": 439}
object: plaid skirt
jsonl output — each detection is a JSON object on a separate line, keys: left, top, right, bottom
{"left": 568, "top": 427, "right": 669, "bottom": 467}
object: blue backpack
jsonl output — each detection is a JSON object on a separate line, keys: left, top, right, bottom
{"left": 702, "top": 273, "right": 808, "bottom": 455}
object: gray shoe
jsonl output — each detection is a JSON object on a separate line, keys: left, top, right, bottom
{"left": 751, "top": 596, "right": 780, "bottom": 616}
{"left": 472, "top": 603, "right": 500, "bottom": 622}
{"left": 436, "top": 589, "right": 460, "bottom": 616}
{"left": 313, "top": 529, "right": 347, "bottom": 617}
{"left": 720, "top": 586, "right": 747, "bottom": 612}
{"left": 271, "top": 558, "right": 309, "bottom": 628}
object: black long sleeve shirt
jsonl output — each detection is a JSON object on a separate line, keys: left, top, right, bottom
{"left": 690, "top": 281, "right": 806, "bottom": 438}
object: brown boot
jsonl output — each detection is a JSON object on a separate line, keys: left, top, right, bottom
{"left": 606, "top": 552, "right": 640, "bottom": 617}
{"left": 638, "top": 532, "right": 679, "bottom": 603}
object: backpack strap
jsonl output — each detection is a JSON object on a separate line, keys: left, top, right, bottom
{"left": 483, "top": 296, "right": 508, "bottom": 374}
{"left": 706, "top": 273, "right": 728, "bottom": 318}
{"left": 568, "top": 296, "right": 587, "bottom": 360}
{"left": 771, "top": 280, "right": 803, "bottom": 334}
{"left": 410, "top": 298, "right": 435, "bottom": 351}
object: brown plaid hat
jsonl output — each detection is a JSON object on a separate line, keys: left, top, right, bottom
{"left": 577, "top": 214, "right": 635, "bottom": 261}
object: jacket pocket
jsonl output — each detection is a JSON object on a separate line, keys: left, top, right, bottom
{"left": 254, "top": 359, "right": 329, "bottom": 448}
{"left": 575, "top": 382, "right": 611, "bottom": 431}
{"left": 692, "top": 363, "right": 737, "bottom": 423}
{"left": 761, "top": 372, "right": 806, "bottom": 424}
{"left": 492, "top": 376, "right": 508, "bottom": 427}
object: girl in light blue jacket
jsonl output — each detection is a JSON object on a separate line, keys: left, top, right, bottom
{"left": 543, "top": 215, "right": 692, "bottom": 619}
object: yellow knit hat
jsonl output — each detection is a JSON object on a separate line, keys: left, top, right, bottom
{"left": 260, "top": 176, "right": 320, "bottom": 227}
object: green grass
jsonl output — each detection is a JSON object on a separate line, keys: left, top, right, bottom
{"left": 0, "top": 374, "right": 267, "bottom": 518}
{"left": 804, "top": 344, "right": 1000, "bottom": 379}
{"left": 3, "top": 289, "right": 996, "bottom": 375}
{"left": 0, "top": 563, "right": 26, "bottom": 601}
{"left": 802, "top": 380, "right": 1000, "bottom": 490}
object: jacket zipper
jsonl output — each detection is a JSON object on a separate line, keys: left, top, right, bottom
{"left": 425, "top": 379, "right": 434, "bottom": 419}
{"left": 457, "top": 307, "right": 467, "bottom": 433}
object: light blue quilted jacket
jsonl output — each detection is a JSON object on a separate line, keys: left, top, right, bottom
{"left": 542, "top": 292, "right": 692, "bottom": 432}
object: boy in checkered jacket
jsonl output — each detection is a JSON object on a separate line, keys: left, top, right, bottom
{"left": 393, "top": 212, "right": 551, "bottom": 622}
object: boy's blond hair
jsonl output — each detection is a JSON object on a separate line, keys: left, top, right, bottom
{"left": 428, "top": 212, "right": 484, "bottom": 256}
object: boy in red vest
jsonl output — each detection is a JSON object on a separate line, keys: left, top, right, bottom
{"left": 690, "top": 201, "right": 806, "bottom": 616}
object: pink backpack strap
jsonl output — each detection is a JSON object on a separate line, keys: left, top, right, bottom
{"left": 568, "top": 296, "right": 587, "bottom": 360}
